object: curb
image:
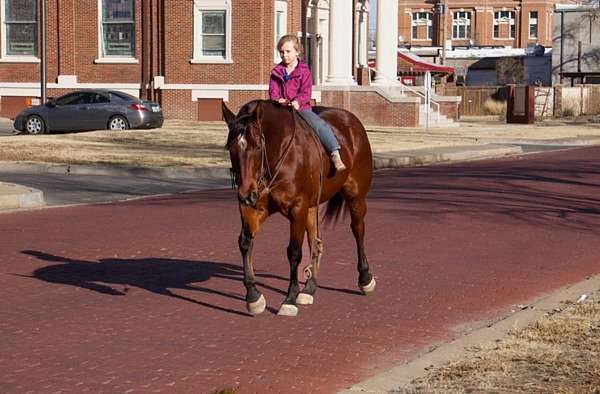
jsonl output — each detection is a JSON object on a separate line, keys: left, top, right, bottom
{"left": 372, "top": 144, "right": 523, "bottom": 169}
{"left": 0, "top": 162, "right": 232, "bottom": 180}
{"left": 339, "top": 274, "right": 600, "bottom": 393}
{"left": 0, "top": 144, "right": 523, "bottom": 180}
{"left": 0, "top": 182, "right": 45, "bottom": 211}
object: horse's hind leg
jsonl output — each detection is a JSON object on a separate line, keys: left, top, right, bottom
{"left": 278, "top": 206, "right": 308, "bottom": 317}
{"left": 239, "top": 207, "right": 269, "bottom": 315}
{"left": 297, "top": 207, "right": 323, "bottom": 305}
{"left": 347, "top": 195, "right": 376, "bottom": 294}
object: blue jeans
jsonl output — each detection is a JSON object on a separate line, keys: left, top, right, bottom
{"left": 298, "top": 110, "right": 341, "bottom": 153}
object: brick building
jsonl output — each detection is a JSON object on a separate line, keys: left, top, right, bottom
{"left": 0, "top": 0, "right": 459, "bottom": 128}
{"left": 400, "top": 0, "right": 578, "bottom": 50}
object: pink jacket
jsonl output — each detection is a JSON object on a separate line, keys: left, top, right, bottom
{"left": 269, "top": 61, "right": 313, "bottom": 111}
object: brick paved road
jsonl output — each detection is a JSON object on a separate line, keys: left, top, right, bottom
{"left": 3, "top": 147, "right": 600, "bottom": 393}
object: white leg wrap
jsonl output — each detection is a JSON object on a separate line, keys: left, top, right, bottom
{"left": 247, "top": 294, "right": 266, "bottom": 315}
{"left": 360, "top": 277, "right": 376, "bottom": 294}
{"left": 277, "top": 304, "right": 299, "bottom": 316}
{"left": 296, "top": 293, "right": 314, "bottom": 305}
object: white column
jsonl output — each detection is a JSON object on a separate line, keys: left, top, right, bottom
{"left": 325, "top": 0, "right": 355, "bottom": 85}
{"left": 355, "top": 0, "right": 369, "bottom": 67}
{"left": 373, "top": 0, "right": 399, "bottom": 85}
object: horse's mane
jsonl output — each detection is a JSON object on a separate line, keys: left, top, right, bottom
{"left": 225, "top": 100, "right": 291, "bottom": 149}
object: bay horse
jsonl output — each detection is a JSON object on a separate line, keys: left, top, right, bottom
{"left": 223, "top": 100, "right": 375, "bottom": 316}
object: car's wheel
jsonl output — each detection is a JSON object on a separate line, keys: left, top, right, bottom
{"left": 108, "top": 115, "right": 129, "bottom": 131}
{"left": 25, "top": 115, "right": 46, "bottom": 135}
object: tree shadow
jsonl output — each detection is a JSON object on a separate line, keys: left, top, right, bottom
{"left": 21, "top": 250, "right": 289, "bottom": 317}
{"left": 369, "top": 153, "right": 600, "bottom": 231}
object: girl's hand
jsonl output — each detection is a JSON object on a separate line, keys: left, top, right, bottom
{"left": 290, "top": 100, "right": 300, "bottom": 110}
{"left": 277, "top": 98, "right": 288, "bottom": 105}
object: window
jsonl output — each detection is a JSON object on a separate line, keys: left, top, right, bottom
{"left": 100, "top": 0, "right": 135, "bottom": 58}
{"left": 200, "top": 11, "right": 226, "bottom": 57}
{"left": 493, "top": 10, "right": 515, "bottom": 39}
{"left": 2, "top": 0, "right": 37, "bottom": 57}
{"left": 55, "top": 92, "right": 87, "bottom": 106}
{"left": 274, "top": 0, "right": 287, "bottom": 62}
{"left": 192, "top": 0, "right": 232, "bottom": 63}
{"left": 529, "top": 11, "right": 538, "bottom": 39}
{"left": 452, "top": 11, "right": 471, "bottom": 39}
{"left": 411, "top": 12, "right": 432, "bottom": 40}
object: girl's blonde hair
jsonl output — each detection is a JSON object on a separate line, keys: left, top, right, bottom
{"left": 277, "top": 34, "right": 303, "bottom": 56}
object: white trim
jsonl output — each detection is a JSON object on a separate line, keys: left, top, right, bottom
{"left": 0, "top": 56, "right": 40, "bottom": 63}
{"left": 1, "top": 0, "right": 39, "bottom": 61}
{"left": 189, "top": 58, "right": 233, "bottom": 64}
{"left": 192, "top": 89, "right": 229, "bottom": 101}
{"left": 274, "top": 0, "right": 288, "bottom": 62}
{"left": 163, "top": 83, "right": 269, "bottom": 90}
{"left": 192, "top": 0, "right": 232, "bottom": 63}
{"left": 94, "top": 57, "right": 139, "bottom": 64}
{"left": 97, "top": 0, "right": 137, "bottom": 62}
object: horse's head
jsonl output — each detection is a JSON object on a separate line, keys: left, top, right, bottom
{"left": 223, "top": 101, "right": 265, "bottom": 207}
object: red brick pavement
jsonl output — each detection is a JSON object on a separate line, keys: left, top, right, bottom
{"left": 3, "top": 147, "right": 600, "bottom": 393}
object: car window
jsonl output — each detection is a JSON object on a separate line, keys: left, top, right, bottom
{"left": 109, "top": 91, "right": 138, "bottom": 101}
{"left": 78, "top": 93, "right": 98, "bottom": 105}
{"left": 92, "top": 93, "right": 110, "bottom": 104}
{"left": 55, "top": 92, "right": 85, "bottom": 106}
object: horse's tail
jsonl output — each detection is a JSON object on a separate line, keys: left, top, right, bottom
{"left": 322, "top": 192, "right": 347, "bottom": 226}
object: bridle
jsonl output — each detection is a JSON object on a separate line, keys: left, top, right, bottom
{"left": 230, "top": 109, "right": 297, "bottom": 198}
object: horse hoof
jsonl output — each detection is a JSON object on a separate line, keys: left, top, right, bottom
{"left": 360, "top": 277, "right": 376, "bottom": 295}
{"left": 247, "top": 294, "right": 266, "bottom": 315}
{"left": 277, "top": 304, "right": 298, "bottom": 317}
{"left": 296, "top": 293, "right": 314, "bottom": 305}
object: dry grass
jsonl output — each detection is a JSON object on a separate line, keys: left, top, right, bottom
{"left": 397, "top": 293, "right": 600, "bottom": 393}
{"left": 1, "top": 120, "right": 230, "bottom": 167}
{"left": 482, "top": 99, "right": 507, "bottom": 116}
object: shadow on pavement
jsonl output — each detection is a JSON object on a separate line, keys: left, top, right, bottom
{"left": 21, "top": 250, "right": 292, "bottom": 317}
{"left": 370, "top": 152, "right": 600, "bottom": 231}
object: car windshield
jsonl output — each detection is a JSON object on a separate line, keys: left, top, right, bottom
{"left": 109, "top": 91, "right": 139, "bottom": 102}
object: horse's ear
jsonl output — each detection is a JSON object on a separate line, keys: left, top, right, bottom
{"left": 222, "top": 101, "right": 235, "bottom": 127}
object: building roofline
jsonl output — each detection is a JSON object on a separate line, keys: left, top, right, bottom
{"left": 555, "top": 4, "right": 600, "bottom": 12}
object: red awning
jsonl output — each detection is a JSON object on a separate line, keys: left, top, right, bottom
{"left": 368, "top": 51, "right": 455, "bottom": 74}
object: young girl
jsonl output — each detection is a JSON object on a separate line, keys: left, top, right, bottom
{"left": 269, "top": 34, "right": 346, "bottom": 171}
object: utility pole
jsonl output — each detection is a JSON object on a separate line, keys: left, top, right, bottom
{"left": 40, "top": 0, "right": 47, "bottom": 104}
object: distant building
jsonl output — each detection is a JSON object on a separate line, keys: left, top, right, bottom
{"left": 552, "top": 3, "right": 600, "bottom": 85}
{"left": 399, "top": 0, "right": 579, "bottom": 50}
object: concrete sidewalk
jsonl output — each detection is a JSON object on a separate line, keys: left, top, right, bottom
{"left": 0, "top": 182, "right": 44, "bottom": 210}
{"left": 2, "top": 116, "right": 600, "bottom": 211}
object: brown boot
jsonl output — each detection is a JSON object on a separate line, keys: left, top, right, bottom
{"left": 331, "top": 150, "right": 346, "bottom": 171}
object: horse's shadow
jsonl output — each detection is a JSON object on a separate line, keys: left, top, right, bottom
{"left": 21, "top": 250, "right": 288, "bottom": 317}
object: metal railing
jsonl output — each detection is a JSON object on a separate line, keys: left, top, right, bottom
{"left": 368, "top": 67, "right": 441, "bottom": 127}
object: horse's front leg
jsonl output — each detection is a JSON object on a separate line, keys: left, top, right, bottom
{"left": 278, "top": 205, "right": 308, "bottom": 317}
{"left": 239, "top": 206, "right": 269, "bottom": 315}
{"left": 297, "top": 206, "right": 322, "bottom": 305}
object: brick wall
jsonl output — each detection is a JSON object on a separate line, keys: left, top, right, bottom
{"left": 399, "top": 0, "right": 572, "bottom": 48}
{"left": 321, "top": 90, "right": 419, "bottom": 128}
{"left": 438, "top": 101, "right": 461, "bottom": 121}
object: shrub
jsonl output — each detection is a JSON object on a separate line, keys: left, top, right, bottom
{"left": 483, "top": 99, "right": 507, "bottom": 116}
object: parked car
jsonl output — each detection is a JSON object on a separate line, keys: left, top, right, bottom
{"left": 13, "top": 89, "right": 164, "bottom": 135}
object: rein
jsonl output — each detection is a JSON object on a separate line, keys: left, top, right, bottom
{"left": 230, "top": 107, "right": 297, "bottom": 197}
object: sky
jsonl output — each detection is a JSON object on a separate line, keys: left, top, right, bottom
{"left": 369, "top": 0, "right": 378, "bottom": 33}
